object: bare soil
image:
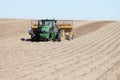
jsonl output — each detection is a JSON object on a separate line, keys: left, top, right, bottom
{"left": 0, "top": 19, "right": 120, "bottom": 80}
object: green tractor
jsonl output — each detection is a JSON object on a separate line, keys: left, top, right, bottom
{"left": 28, "top": 19, "right": 74, "bottom": 41}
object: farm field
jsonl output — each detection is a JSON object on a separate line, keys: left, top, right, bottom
{"left": 0, "top": 19, "right": 120, "bottom": 80}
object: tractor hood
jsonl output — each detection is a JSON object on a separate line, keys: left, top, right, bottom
{"left": 41, "top": 26, "right": 50, "bottom": 32}
{"left": 40, "top": 26, "right": 50, "bottom": 39}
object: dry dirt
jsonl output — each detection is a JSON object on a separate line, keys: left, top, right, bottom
{"left": 0, "top": 19, "right": 120, "bottom": 80}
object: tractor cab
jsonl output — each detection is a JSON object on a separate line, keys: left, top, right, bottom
{"left": 41, "top": 19, "right": 57, "bottom": 28}
{"left": 38, "top": 19, "right": 58, "bottom": 40}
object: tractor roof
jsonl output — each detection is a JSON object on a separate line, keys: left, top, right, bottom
{"left": 41, "top": 19, "right": 56, "bottom": 21}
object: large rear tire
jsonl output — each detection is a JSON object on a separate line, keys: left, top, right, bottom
{"left": 58, "top": 29, "right": 65, "bottom": 42}
{"left": 31, "top": 34, "right": 38, "bottom": 41}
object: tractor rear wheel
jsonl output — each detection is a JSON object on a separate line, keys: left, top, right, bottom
{"left": 31, "top": 35, "right": 35, "bottom": 41}
{"left": 31, "top": 34, "right": 38, "bottom": 41}
{"left": 58, "top": 29, "right": 65, "bottom": 41}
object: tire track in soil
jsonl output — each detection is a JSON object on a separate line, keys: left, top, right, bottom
{"left": 0, "top": 19, "right": 120, "bottom": 80}
{"left": 15, "top": 22, "right": 119, "bottom": 80}
{"left": 50, "top": 24, "right": 120, "bottom": 80}
{"left": 10, "top": 22, "right": 116, "bottom": 76}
